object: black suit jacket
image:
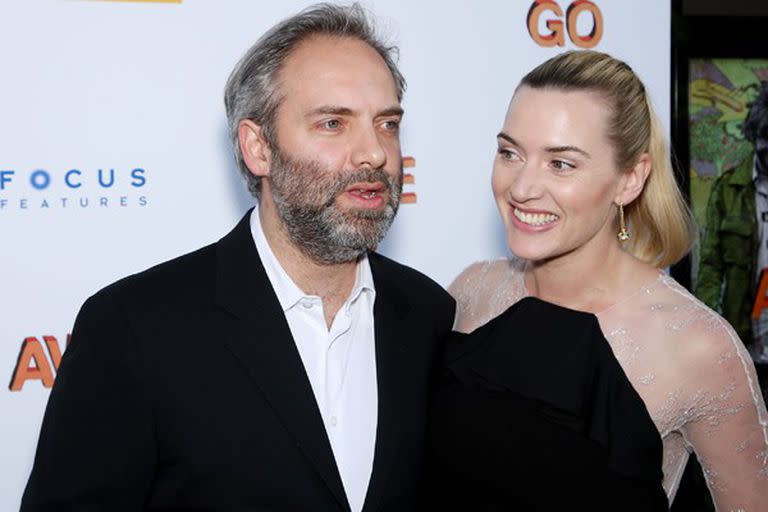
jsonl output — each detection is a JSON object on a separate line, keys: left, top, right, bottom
{"left": 21, "top": 211, "right": 455, "bottom": 512}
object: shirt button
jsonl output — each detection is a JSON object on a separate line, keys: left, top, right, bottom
{"left": 301, "top": 299, "right": 313, "bottom": 309}
{"left": 330, "top": 416, "right": 338, "bottom": 427}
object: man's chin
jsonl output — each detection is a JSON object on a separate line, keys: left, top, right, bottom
{"left": 300, "top": 240, "right": 370, "bottom": 266}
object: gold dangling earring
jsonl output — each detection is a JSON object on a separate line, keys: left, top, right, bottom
{"left": 617, "top": 202, "right": 630, "bottom": 242}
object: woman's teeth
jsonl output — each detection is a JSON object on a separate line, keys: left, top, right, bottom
{"left": 513, "top": 208, "right": 559, "bottom": 226}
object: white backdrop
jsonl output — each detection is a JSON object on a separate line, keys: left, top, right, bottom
{"left": 0, "top": 0, "right": 670, "bottom": 508}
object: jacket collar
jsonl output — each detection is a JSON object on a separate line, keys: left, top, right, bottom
{"left": 214, "top": 210, "right": 349, "bottom": 510}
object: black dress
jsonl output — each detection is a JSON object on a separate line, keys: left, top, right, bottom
{"left": 425, "top": 297, "right": 669, "bottom": 511}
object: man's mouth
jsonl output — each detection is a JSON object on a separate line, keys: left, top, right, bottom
{"left": 351, "top": 189, "right": 380, "bottom": 199}
{"left": 345, "top": 182, "right": 387, "bottom": 202}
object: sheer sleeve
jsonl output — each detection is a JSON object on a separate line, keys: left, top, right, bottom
{"left": 447, "top": 259, "right": 527, "bottom": 334}
{"left": 678, "top": 317, "right": 768, "bottom": 511}
{"left": 448, "top": 261, "right": 488, "bottom": 333}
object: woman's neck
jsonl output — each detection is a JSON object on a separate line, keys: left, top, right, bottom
{"left": 524, "top": 237, "right": 657, "bottom": 314}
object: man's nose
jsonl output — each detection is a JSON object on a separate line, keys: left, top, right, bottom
{"left": 351, "top": 126, "right": 387, "bottom": 170}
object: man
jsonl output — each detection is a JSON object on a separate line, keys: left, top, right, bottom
{"left": 697, "top": 81, "right": 768, "bottom": 362}
{"left": 21, "top": 4, "right": 455, "bottom": 511}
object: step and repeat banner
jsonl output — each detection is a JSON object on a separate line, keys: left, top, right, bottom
{"left": 0, "top": 0, "right": 669, "bottom": 507}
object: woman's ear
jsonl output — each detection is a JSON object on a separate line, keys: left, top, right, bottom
{"left": 615, "top": 153, "right": 651, "bottom": 206}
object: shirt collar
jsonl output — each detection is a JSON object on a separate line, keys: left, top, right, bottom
{"left": 250, "top": 206, "right": 375, "bottom": 313}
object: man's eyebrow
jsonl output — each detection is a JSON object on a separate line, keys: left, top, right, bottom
{"left": 378, "top": 106, "right": 404, "bottom": 117}
{"left": 305, "top": 106, "right": 355, "bottom": 118}
{"left": 304, "top": 106, "right": 404, "bottom": 118}
{"left": 497, "top": 132, "right": 591, "bottom": 159}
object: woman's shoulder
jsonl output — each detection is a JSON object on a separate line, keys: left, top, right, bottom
{"left": 652, "top": 275, "right": 748, "bottom": 374}
{"left": 448, "top": 257, "right": 527, "bottom": 333}
{"left": 654, "top": 277, "right": 768, "bottom": 455}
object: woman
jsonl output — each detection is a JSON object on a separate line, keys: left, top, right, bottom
{"left": 427, "top": 51, "right": 768, "bottom": 511}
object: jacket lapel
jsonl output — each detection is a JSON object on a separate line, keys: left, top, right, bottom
{"left": 214, "top": 211, "right": 349, "bottom": 511}
{"left": 362, "top": 253, "right": 412, "bottom": 512}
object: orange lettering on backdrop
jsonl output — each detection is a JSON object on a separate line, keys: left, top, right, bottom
{"left": 752, "top": 270, "right": 768, "bottom": 320}
{"left": 566, "top": 1, "right": 603, "bottom": 49}
{"left": 527, "top": 1, "right": 565, "bottom": 47}
{"left": 43, "top": 335, "right": 65, "bottom": 371}
{"left": 8, "top": 337, "right": 55, "bottom": 391}
{"left": 402, "top": 156, "right": 417, "bottom": 204}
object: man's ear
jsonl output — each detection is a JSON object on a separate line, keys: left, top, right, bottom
{"left": 238, "top": 119, "right": 272, "bottom": 178}
{"left": 615, "top": 153, "right": 651, "bottom": 207}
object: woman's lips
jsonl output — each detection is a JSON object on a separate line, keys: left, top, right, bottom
{"left": 510, "top": 205, "right": 559, "bottom": 230}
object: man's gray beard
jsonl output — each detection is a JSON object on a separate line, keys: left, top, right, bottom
{"left": 268, "top": 146, "right": 402, "bottom": 265}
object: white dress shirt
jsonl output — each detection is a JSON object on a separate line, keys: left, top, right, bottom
{"left": 250, "top": 207, "right": 378, "bottom": 512}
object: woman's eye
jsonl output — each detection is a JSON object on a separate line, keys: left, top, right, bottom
{"left": 498, "top": 148, "right": 519, "bottom": 161}
{"left": 551, "top": 160, "right": 574, "bottom": 172}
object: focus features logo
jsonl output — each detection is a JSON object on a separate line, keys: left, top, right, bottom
{"left": 528, "top": 0, "right": 603, "bottom": 49}
{"left": 0, "top": 167, "right": 148, "bottom": 211}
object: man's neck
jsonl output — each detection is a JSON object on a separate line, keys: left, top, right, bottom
{"left": 258, "top": 200, "right": 359, "bottom": 328}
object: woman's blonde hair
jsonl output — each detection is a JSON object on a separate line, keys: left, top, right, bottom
{"left": 519, "top": 50, "right": 695, "bottom": 268}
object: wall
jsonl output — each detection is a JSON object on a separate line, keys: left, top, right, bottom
{"left": 0, "top": 1, "right": 670, "bottom": 508}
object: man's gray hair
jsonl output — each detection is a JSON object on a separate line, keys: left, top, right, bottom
{"left": 224, "top": 2, "right": 406, "bottom": 198}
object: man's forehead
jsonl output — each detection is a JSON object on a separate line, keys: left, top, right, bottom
{"left": 281, "top": 36, "right": 395, "bottom": 84}
{"left": 275, "top": 35, "right": 400, "bottom": 116}
{"left": 285, "top": 34, "right": 379, "bottom": 65}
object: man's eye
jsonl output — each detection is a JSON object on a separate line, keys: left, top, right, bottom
{"left": 382, "top": 120, "right": 400, "bottom": 131}
{"left": 323, "top": 119, "right": 341, "bottom": 130}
